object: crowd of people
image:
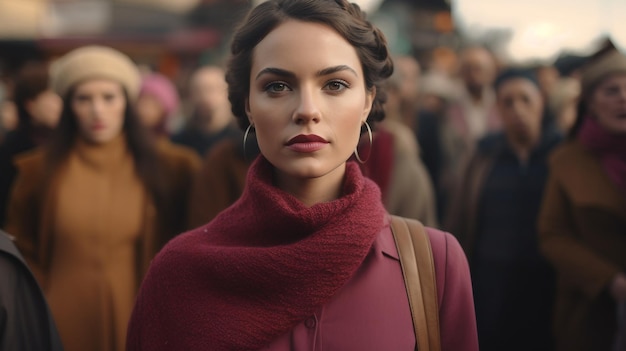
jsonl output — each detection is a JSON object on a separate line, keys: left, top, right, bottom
{"left": 0, "top": 0, "right": 624, "bottom": 350}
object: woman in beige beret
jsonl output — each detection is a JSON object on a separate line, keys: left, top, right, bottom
{"left": 538, "top": 48, "right": 626, "bottom": 351}
{"left": 4, "top": 46, "right": 198, "bottom": 351}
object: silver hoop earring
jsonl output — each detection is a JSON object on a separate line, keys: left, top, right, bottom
{"left": 354, "top": 121, "right": 373, "bottom": 164}
{"left": 243, "top": 123, "right": 255, "bottom": 157}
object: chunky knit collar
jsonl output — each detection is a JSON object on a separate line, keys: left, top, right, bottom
{"left": 127, "top": 156, "right": 387, "bottom": 350}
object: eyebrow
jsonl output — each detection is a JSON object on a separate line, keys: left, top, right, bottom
{"left": 255, "top": 65, "right": 358, "bottom": 80}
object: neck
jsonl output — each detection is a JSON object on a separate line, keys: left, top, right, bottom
{"left": 508, "top": 136, "right": 539, "bottom": 163}
{"left": 274, "top": 163, "right": 346, "bottom": 207}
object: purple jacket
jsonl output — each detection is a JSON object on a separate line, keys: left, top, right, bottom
{"left": 265, "top": 217, "right": 478, "bottom": 350}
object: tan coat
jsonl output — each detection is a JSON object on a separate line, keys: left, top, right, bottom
{"left": 3, "top": 138, "right": 199, "bottom": 351}
{"left": 538, "top": 140, "right": 626, "bottom": 351}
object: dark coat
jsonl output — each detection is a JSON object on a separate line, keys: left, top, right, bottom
{"left": 0, "top": 230, "right": 63, "bottom": 351}
{"left": 0, "top": 129, "right": 37, "bottom": 227}
{"left": 445, "top": 130, "right": 562, "bottom": 351}
{"left": 539, "top": 140, "right": 626, "bottom": 351}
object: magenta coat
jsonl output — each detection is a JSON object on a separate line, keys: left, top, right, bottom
{"left": 265, "top": 217, "right": 478, "bottom": 350}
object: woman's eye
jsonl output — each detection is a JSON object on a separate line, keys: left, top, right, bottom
{"left": 265, "top": 82, "right": 289, "bottom": 93}
{"left": 325, "top": 80, "right": 349, "bottom": 92}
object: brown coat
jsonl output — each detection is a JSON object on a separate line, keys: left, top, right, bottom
{"left": 187, "top": 138, "right": 250, "bottom": 228}
{"left": 538, "top": 140, "right": 626, "bottom": 351}
{"left": 3, "top": 138, "right": 200, "bottom": 284}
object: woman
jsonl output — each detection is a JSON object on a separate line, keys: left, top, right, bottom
{"left": 0, "top": 62, "right": 61, "bottom": 227}
{"left": 538, "top": 49, "right": 626, "bottom": 351}
{"left": 5, "top": 46, "right": 197, "bottom": 351}
{"left": 127, "top": 1, "right": 478, "bottom": 350}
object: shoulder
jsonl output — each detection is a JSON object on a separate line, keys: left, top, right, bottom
{"left": 381, "top": 120, "right": 419, "bottom": 158}
{"left": 156, "top": 139, "right": 201, "bottom": 171}
{"left": 12, "top": 148, "right": 46, "bottom": 190}
{"left": 425, "top": 227, "right": 466, "bottom": 267}
{"left": 548, "top": 140, "right": 586, "bottom": 167}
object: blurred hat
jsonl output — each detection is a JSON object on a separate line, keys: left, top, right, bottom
{"left": 140, "top": 73, "right": 180, "bottom": 118}
{"left": 51, "top": 45, "right": 141, "bottom": 99}
{"left": 580, "top": 49, "right": 626, "bottom": 96}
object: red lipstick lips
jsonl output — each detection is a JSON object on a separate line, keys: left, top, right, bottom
{"left": 286, "top": 134, "right": 328, "bottom": 153}
{"left": 286, "top": 134, "right": 328, "bottom": 145}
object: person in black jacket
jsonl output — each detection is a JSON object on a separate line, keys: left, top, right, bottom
{"left": 0, "top": 230, "right": 63, "bottom": 351}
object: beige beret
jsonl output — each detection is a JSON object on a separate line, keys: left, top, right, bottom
{"left": 51, "top": 45, "right": 141, "bottom": 100}
{"left": 581, "top": 49, "right": 626, "bottom": 97}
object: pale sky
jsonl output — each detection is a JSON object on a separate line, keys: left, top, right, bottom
{"left": 452, "top": 0, "right": 626, "bottom": 63}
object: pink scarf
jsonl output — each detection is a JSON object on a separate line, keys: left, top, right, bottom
{"left": 578, "top": 117, "right": 626, "bottom": 195}
{"left": 126, "top": 156, "right": 386, "bottom": 350}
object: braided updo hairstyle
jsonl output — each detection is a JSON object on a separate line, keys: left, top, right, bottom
{"left": 226, "top": 0, "right": 394, "bottom": 130}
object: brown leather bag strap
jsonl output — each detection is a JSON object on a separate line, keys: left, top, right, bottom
{"left": 390, "top": 215, "right": 441, "bottom": 351}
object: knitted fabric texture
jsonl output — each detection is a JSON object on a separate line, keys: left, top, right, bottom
{"left": 126, "top": 156, "right": 386, "bottom": 350}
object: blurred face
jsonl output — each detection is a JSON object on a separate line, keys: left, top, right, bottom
{"left": 497, "top": 78, "right": 544, "bottom": 146}
{"left": 136, "top": 93, "right": 165, "bottom": 130}
{"left": 460, "top": 48, "right": 496, "bottom": 92}
{"left": 247, "top": 20, "right": 374, "bottom": 183}
{"left": 395, "top": 57, "right": 420, "bottom": 101}
{"left": 26, "top": 90, "right": 62, "bottom": 129}
{"left": 587, "top": 73, "right": 626, "bottom": 134}
{"left": 190, "top": 67, "right": 229, "bottom": 118}
{"left": 71, "top": 79, "right": 126, "bottom": 144}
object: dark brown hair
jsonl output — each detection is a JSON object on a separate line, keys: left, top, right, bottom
{"left": 225, "top": 0, "right": 393, "bottom": 130}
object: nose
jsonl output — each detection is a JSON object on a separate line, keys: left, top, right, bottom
{"left": 292, "top": 86, "right": 321, "bottom": 124}
{"left": 90, "top": 99, "right": 106, "bottom": 118}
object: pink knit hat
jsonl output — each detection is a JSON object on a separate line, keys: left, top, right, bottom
{"left": 139, "top": 73, "right": 180, "bottom": 118}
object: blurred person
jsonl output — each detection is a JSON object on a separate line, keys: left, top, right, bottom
{"left": 446, "top": 69, "right": 562, "bottom": 351}
{"left": 127, "top": 1, "right": 478, "bottom": 350}
{"left": 136, "top": 72, "right": 201, "bottom": 208}
{"left": 0, "top": 100, "right": 18, "bottom": 140}
{"left": 538, "top": 49, "right": 626, "bottom": 351}
{"left": 0, "top": 230, "right": 63, "bottom": 351}
{"left": 171, "top": 65, "right": 240, "bottom": 156}
{"left": 447, "top": 45, "right": 500, "bottom": 146}
{"left": 536, "top": 64, "right": 561, "bottom": 101}
{"left": 0, "top": 62, "right": 61, "bottom": 228}
{"left": 4, "top": 46, "right": 198, "bottom": 351}
{"left": 392, "top": 55, "right": 421, "bottom": 129}
{"left": 186, "top": 130, "right": 257, "bottom": 228}
{"left": 548, "top": 77, "right": 581, "bottom": 134}
{"left": 364, "top": 61, "right": 438, "bottom": 225}
{"left": 434, "top": 46, "right": 501, "bottom": 223}
{"left": 136, "top": 72, "right": 180, "bottom": 136}
{"left": 416, "top": 70, "right": 459, "bottom": 221}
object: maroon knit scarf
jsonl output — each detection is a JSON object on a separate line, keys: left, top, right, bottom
{"left": 578, "top": 117, "right": 626, "bottom": 195}
{"left": 127, "top": 156, "right": 386, "bottom": 351}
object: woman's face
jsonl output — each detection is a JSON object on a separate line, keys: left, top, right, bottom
{"left": 587, "top": 73, "right": 626, "bottom": 134}
{"left": 136, "top": 93, "right": 165, "bottom": 130}
{"left": 247, "top": 20, "right": 374, "bottom": 183}
{"left": 71, "top": 79, "right": 127, "bottom": 144}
